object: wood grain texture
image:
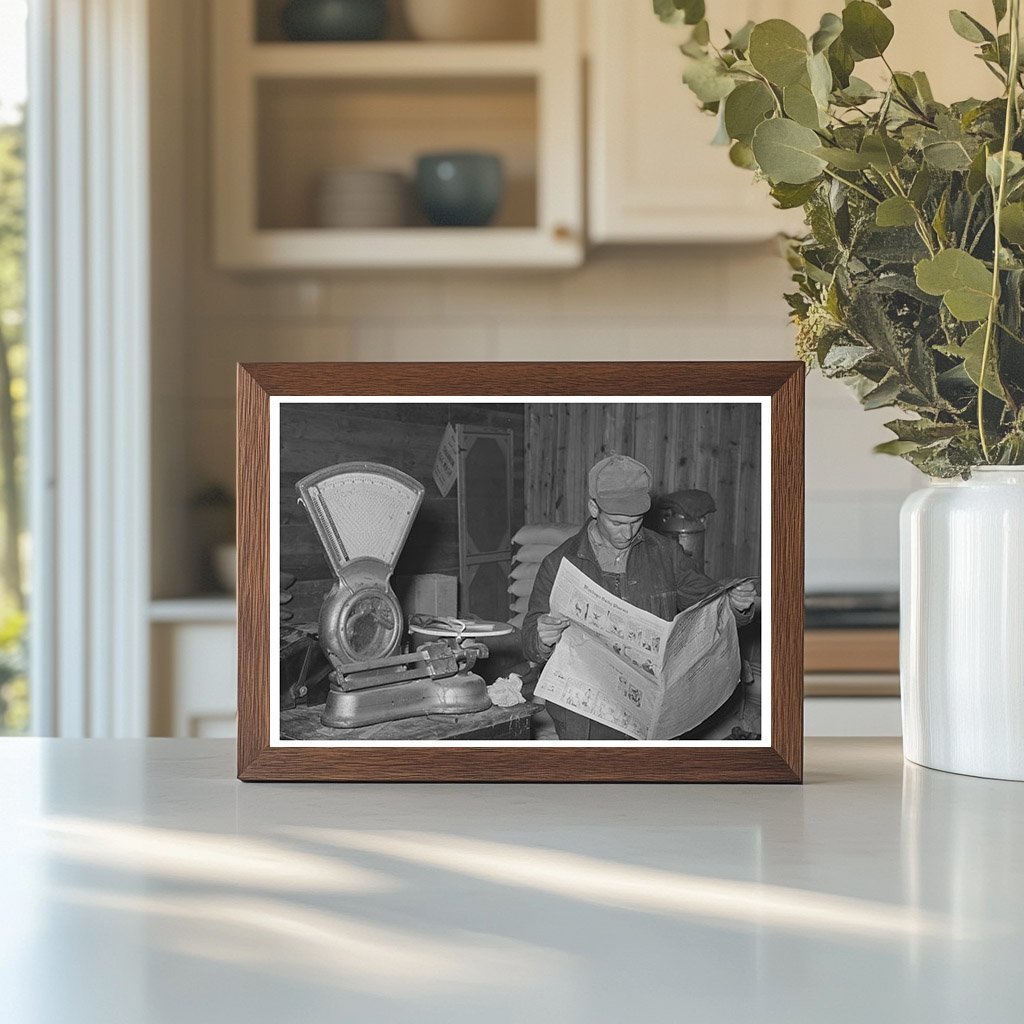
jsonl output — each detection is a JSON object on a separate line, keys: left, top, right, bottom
{"left": 236, "top": 361, "right": 804, "bottom": 783}
{"left": 770, "top": 364, "right": 804, "bottom": 783}
{"left": 523, "top": 401, "right": 761, "bottom": 579}
{"left": 237, "top": 365, "right": 271, "bottom": 778}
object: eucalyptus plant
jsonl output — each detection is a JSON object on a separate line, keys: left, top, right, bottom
{"left": 657, "top": 0, "right": 1024, "bottom": 476}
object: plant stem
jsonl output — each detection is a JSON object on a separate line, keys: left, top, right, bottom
{"left": 884, "top": 170, "right": 938, "bottom": 255}
{"left": 969, "top": 213, "right": 994, "bottom": 253}
{"left": 961, "top": 191, "right": 979, "bottom": 249}
{"left": 822, "top": 167, "right": 880, "bottom": 205}
{"left": 978, "top": 0, "right": 1021, "bottom": 462}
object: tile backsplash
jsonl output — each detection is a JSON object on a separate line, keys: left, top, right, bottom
{"left": 180, "top": 246, "right": 916, "bottom": 594}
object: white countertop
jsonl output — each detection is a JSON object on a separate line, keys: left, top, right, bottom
{"left": 1, "top": 738, "right": 1020, "bottom": 1023}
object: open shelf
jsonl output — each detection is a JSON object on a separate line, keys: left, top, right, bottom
{"left": 257, "top": 76, "right": 537, "bottom": 232}
{"left": 212, "top": 0, "right": 582, "bottom": 268}
{"left": 254, "top": 0, "right": 539, "bottom": 44}
{"left": 249, "top": 41, "right": 544, "bottom": 77}
{"left": 216, "top": 227, "right": 579, "bottom": 269}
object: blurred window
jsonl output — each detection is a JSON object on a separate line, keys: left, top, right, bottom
{"left": 0, "top": 0, "right": 28, "bottom": 734}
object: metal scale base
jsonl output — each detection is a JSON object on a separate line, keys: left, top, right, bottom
{"left": 321, "top": 671, "right": 491, "bottom": 729}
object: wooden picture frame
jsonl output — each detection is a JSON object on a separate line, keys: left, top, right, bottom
{"left": 237, "top": 362, "right": 804, "bottom": 782}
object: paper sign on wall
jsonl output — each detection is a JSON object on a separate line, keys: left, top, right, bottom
{"left": 432, "top": 423, "right": 459, "bottom": 496}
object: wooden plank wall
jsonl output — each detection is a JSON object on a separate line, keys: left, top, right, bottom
{"left": 524, "top": 403, "right": 761, "bottom": 580}
{"left": 280, "top": 402, "right": 525, "bottom": 624}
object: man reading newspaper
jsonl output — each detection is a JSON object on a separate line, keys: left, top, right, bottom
{"left": 522, "top": 455, "right": 756, "bottom": 740}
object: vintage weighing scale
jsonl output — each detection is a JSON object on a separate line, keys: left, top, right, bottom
{"left": 296, "top": 462, "right": 511, "bottom": 729}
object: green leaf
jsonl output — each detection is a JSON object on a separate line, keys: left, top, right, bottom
{"left": 784, "top": 80, "right": 824, "bottom": 129}
{"left": 1000, "top": 203, "right": 1024, "bottom": 245}
{"left": 748, "top": 20, "right": 809, "bottom": 87}
{"left": 874, "top": 439, "right": 922, "bottom": 455}
{"left": 653, "top": 0, "right": 705, "bottom": 26}
{"left": 979, "top": 32, "right": 1015, "bottom": 75}
{"left": 986, "top": 150, "right": 1024, "bottom": 191}
{"left": 912, "top": 71, "right": 935, "bottom": 104}
{"left": 891, "top": 72, "right": 922, "bottom": 109}
{"left": 682, "top": 57, "right": 736, "bottom": 104}
{"left": 993, "top": 0, "right": 1008, "bottom": 24}
{"left": 723, "top": 81, "right": 775, "bottom": 144}
{"left": 922, "top": 140, "right": 973, "bottom": 171}
{"left": 915, "top": 250, "right": 994, "bottom": 322}
{"left": 909, "top": 164, "right": 933, "bottom": 205}
{"left": 808, "top": 51, "right": 833, "bottom": 109}
{"left": 691, "top": 19, "right": 710, "bottom": 45}
{"left": 939, "top": 325, "right": 1006, "bottom": 398}
{"left": 724, "top": 20, "right": 755, "bottom": 53}
{"left": 837, "top": 76, "right": 879, "bottom": 104}
{"left": 884, "top": 418, "right": 963, "bottom": 443}
{"left": 770, "top": 180, "right": 820, "bottom": 209}
{"left": 813, "top": 146, "right": 872, "bottom": 170}
{"left": 729, "top": 140, "right": 757, "bottom": 169}
{"left": 683, "top": 0, "right": 705, "bottom": 25}
{"left": 842, "top": 1, "right": 895, "bottom": 59}
{"left": 653, "top": 0, "right": 682, "bottom": 24}
{"left": 751, "top": 118, "right": 828, "bottom": 184}
{"left": 860, "top": 133, "right": 904, "bottom": 173}
{"left": 827, "top": 35, "right": 856, "bottom": 88}
{"left": 876, "top": 197, "right": 918, "bottom": 228}
{"left": 948, "top": 10, "right": 994, "bottom": 44}
{"left": 908, "top": 333, "right": 941, "bottom": 404}
{"left": 967, "top": 144, "right": 991, "bottom": 194}
{"left": 810, "top": 12, "right": 843, "bottom": 54}
{"left": 932, "top": 190, "right": 950, "bottom": 247}
{"left": 862, "top": 374, "right": 903, "bottom": 409}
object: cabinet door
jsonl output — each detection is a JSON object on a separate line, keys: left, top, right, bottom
{"left": 588, "top": 0, "right": 1000, "bottom": 245}
{"left": 588, "top": 0, "right": 800, "bottom": 242}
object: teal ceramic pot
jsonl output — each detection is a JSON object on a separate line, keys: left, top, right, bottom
{"left": 415, "top": 152, "right": 505, "bottom": 227}
{"left": 281, "top": 0, "right": 388, "bottom": 41}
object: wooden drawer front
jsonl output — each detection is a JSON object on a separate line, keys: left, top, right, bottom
{"left": 804, "top": 629, "right": 899, "bottom": 674}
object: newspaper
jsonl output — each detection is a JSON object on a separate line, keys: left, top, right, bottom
{"left": 534, "top": 559, "right": 756, "bottom": 740}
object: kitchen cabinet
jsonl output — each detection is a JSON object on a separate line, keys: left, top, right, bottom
{"left": 587, "top": 0, "right": 810, "bottom": 243}
{"left": 586, "top": 0, "right": 999, "bottom": 244}
{"left": 211, "top": 0, "right": 583, "bottom": 269}
{"left": 150, "top": 600, "right": 237, "bottom": 738}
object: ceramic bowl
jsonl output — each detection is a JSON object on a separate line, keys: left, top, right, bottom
{"left": 281, "top": 0, "right": 388, "bottom": 42}
{"left": 415, "top": 152, "right": 504, "bottom": 227}
{"left": 315, "top": 168, "right": 407, "bottom": 228}
{"left": 403, "top": 0, "right": 533, "bottom": 41}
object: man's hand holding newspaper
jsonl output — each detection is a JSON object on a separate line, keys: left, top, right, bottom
{"left": 533, "top": 560, "right": 757, "bottom": 740}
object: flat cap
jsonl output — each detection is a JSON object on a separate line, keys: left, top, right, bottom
{"left": 589, "top": 455, "right": 652, "bottom": 516}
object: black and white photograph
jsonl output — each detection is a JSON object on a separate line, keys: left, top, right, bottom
{"left": 270, "top": 398, "right": 768, "bottom": 746}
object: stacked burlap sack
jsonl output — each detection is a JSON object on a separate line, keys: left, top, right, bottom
{"left": 507, "top": 523, "right": 579, "bottom": 630}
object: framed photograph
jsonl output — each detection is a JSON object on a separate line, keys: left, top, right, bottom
{"left": 237, "top": 362, "right": 803, "bottom": 782}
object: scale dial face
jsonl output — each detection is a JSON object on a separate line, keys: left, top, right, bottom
{"left": 297, "top": 463, "right": 425, "bottom": 576}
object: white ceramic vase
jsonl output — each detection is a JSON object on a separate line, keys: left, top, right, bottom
{"left": 900, "top": 466, "right": 1024, "bottom": 780}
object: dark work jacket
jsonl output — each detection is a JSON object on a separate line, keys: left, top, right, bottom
{"left": 521, "top": 523, "right": 754, "bottom": 664}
